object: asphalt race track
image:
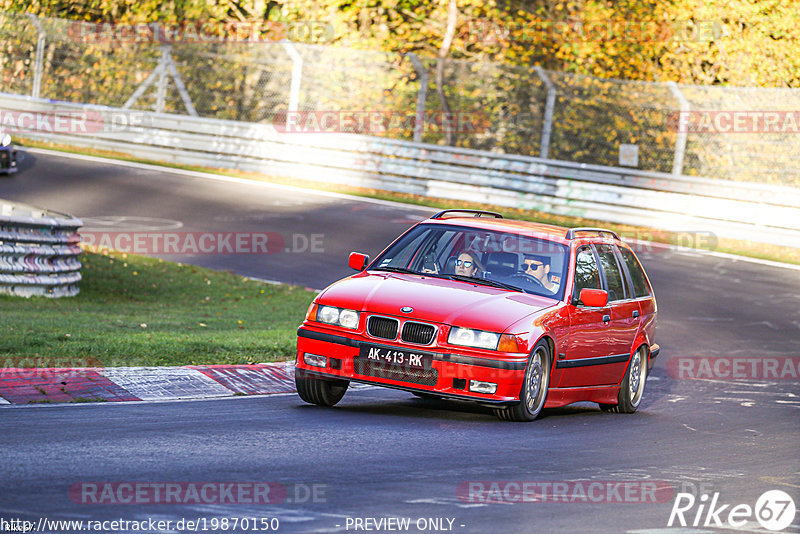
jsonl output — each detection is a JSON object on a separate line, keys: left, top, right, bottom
{"left": 1, "top": 149, "right": 799, "bottom": 534}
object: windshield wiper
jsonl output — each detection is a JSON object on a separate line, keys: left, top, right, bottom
{"left": 446, "top": 274, "right": 523, "bottom": 292}
{"left": 373, "top": 266, "right": 419, "bottom": 275}
{"left": 373, "top": 268, "right": 523, "bottom": 292}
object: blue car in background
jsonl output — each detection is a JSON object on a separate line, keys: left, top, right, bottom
{"left": 1, "top": 131, "right": 18, "bottom": 174}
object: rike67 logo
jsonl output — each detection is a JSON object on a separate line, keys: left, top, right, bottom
{"left": 668, "top": 490, "right": 796, "bottom": 531}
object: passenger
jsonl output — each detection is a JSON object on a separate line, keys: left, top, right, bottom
{"left": 454, "top": 251, "right": 481, "bottom": 277}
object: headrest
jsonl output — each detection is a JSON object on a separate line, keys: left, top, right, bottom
{"left": 484, "top": 252, "right": 517, "bottom": 276}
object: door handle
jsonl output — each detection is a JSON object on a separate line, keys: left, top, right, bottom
{"left": 633, "top": 310, "right": 640, "bottom": 318}
{"left": 603, "top": 314, "right": 610, "bottom": 322}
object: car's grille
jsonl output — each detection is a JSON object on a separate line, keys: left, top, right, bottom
{"left": 354, "top": 359, "right": 438, "bottom": 386}
{"left": 401, "top": 321, "right": 436, "bottom": 345}
{"left": 367, "top": 316, "right": 399, "bottom": 340}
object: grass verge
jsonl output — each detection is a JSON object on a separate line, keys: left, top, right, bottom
{"left": 16, "top": 138, "right": 799, "bottom": 265}
{"left": 0, "top": 249, "right": 314, "bottom": 367}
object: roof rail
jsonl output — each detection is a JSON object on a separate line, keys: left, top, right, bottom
{"left": 565, "top": 227, "right": 620, "bottom": 240}
{"left": 430, "top": 209, "right": 504, "bottom": 219}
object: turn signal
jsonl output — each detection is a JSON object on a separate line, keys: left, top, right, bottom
{"left": 497, "top": 334, "right": 519, "bottom": 352}
{"left": 305, "top": 302, "right": 318, "bottom": 322}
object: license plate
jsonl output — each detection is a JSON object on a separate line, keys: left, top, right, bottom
{"left": 358, "top": 344, "right": 434, "bottom": 370}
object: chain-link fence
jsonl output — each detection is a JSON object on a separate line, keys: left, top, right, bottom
{"left": 2, "top": 12, "right": 798, "bottom": 185}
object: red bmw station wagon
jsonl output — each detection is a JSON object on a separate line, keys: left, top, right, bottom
{"left": 295, "top": 210, "right": 659, "bottom": 421}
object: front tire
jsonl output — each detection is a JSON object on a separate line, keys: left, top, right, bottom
{"left": 494, "top": 340, "right": 551, "bottom": 422}
{"left": 600, "top": 346, "right": 647, "bottom": 413}
{"left": 295, "top": 368, "right": 349, "bottom": 406}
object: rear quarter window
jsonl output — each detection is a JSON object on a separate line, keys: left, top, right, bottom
{"left": 596, "top": 244, "right": 627, "bottom": 302}
{"left": 619, "top": 247, "right": 652, "bottom": 298}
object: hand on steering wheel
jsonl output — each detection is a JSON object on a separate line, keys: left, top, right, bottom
{"left": 508, "top": 272, "right": 546, "bottom": 288}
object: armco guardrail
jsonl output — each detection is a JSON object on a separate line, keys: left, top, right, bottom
{"left": 0, "top": 199, "right": 82, "bottom": 297}
{"left": 3, "top": 92, "right": 799, "bottom": 249}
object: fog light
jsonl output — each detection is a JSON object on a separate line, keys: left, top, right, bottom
{"left": 468, "top": 380, "right": 497, "bottom": 395}
{"left": 303, "top": 353, "right": 327, "bottom": 368}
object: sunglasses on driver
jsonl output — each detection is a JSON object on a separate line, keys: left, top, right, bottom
{"left": 523, "top": 260, "right": 544, "bottom": 272}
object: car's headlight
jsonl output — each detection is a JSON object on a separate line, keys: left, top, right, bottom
{"left": 448, "top": 327, "right": 500, "bottom": 350}
{"left": 448, "top": 328, "right": 520, "bottom": 352}
{"left": 0, "top": 133, "right": 10, "bottom": 147}
{"left": 316, "top": 305, "right": 359, "bottom": 329}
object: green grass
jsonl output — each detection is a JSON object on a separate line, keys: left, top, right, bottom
{"left": 17, "top": 138, "right": 800, "bottom": 266}
{"left": 0, "top": 249, "right": 314, "bottom": 367}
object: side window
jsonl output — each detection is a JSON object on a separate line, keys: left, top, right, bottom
{"left": 413, "top": 230, "right": 458, "bottom": 271}
{"left": 596, "top": 244, "right": 626, "bottom": 302}
{"left": 619, "top": 247, "right": 652, "bottom": 298}
{"left": 378, "top": 230, "right": 428, "bottom": 269}
{"left": 573, "top": 246, "right": 601, "bottom": 300}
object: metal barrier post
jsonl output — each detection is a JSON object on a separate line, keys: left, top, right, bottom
{"left": 534, "top": 66, "right": 556, "bottom": 160}
{"left": 163, "top": 45, "right": 197, "bottom": 116}
{"left": 281, "top": 41, "right": 302, "bottom": 113}
{"left": 405, "top": 52, "right": 428, "bottom": 144}
{"left": 123, "top": 38, "right": 197, "bottom": 116}
{"left": 668, "top": 81, "right": 689, "bottom": 177}
{"left": 155, "top": 46, "right": 169, "bottom": 113}
{"left": 26, "top": 14, "right": 46, "bottom": 99}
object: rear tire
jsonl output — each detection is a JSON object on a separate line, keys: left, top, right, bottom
{"left": 295, "top": 368, "right": 349, "bottom": 406}
{"left": 600, "top": 346, "right": 647, "bottom": 413}
{"left": 494, "top": 340, "right": 551, "bottom": 422}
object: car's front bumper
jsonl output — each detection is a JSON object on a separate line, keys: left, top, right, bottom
{"left": 296, "top": 326, "right": 528, "bottom": 405}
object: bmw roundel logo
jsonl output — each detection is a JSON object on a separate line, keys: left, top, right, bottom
{"left": 400, "top": 306, "right": 414, "bottom": 313}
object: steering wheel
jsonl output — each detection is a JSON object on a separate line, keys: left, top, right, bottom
{"left": 507, "top": 272, "right": 546, "bottom": 288}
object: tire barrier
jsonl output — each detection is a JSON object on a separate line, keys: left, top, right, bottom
{"left": 0, "top": 199, "right": 82, "bottom": 297}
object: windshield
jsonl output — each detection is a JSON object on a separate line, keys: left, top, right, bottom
{"left": 371, "top": 223, "right": 568, "bottom": 300}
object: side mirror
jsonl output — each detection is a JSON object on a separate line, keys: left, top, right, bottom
{"left": 348, "top": 252, "right": 370, "bottom": 271}
{"left": 578, "top": 288, "right": 608, "bottom": 307}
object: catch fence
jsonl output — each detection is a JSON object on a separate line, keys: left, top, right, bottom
{"left": 2, "top": 12, "right": 798, "bottom": 185}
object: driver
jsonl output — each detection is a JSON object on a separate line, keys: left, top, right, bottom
{"left": 521, "top": 254, "right": 558, "bottom": 292}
